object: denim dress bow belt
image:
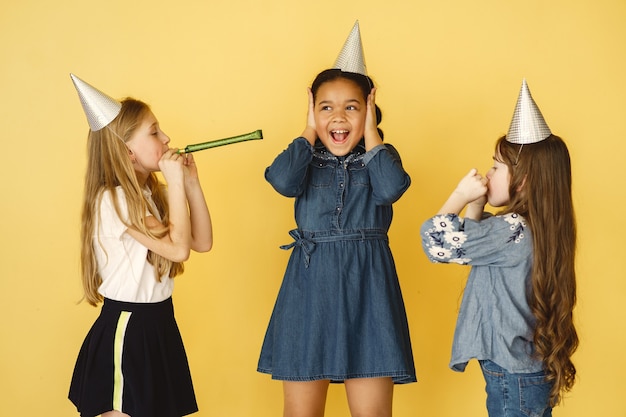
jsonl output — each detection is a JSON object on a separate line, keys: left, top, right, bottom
{"left": 280, "top": 228, "right": 389, "bottom": 268}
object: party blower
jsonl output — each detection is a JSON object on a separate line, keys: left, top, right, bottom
{"left": 177, "top": 129, "right": 263, "bottom": 154}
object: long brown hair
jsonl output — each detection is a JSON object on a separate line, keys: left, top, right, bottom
{"left": 497, "top": 134, "right": 578, "bottom": 405}
{"left": 80, "top": 98, "right": 183, "bottom": 306}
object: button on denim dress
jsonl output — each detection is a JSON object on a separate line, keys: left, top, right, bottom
{"left": 258, "top": 137, "right": 416, "bottom": 383}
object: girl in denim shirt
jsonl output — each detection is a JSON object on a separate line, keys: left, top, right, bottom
{"left": 421, "top": 80, "right": 577, "bottom": 416}
{"left": 258, "top": 22, "right": 415, "bottom": 417}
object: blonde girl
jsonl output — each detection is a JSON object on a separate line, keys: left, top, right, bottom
{"left": 68, "top": 75, "right": 212, "bottom": 417}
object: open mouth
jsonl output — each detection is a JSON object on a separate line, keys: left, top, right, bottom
{"left": 330, "top": 130, "right": 350, "bottom": 143}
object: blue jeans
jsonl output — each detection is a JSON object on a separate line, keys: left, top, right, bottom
{"left": 479, "top": 360, "right": 553, "bottom": 417}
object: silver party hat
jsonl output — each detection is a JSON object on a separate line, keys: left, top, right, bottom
{"left": 70, "top": 73, "right": 122, "bottom": 131}
{"left": 333, "top": 21, "right": 368, "bottom": 76}
{"left": 506, "top": 79, "right": 552, "bottom": 144}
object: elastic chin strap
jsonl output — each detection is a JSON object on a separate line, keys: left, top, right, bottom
{"left": 514, "top": 144, "right": 524, "bottom": 165}
{"left": 104, "top": 124, "right": 134, "bottom": 161}
{"left": 105, "top": 124, "right": 126, "bottom": 144}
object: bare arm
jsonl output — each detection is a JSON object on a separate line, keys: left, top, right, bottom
{"left": 127, "top": 150, "right": 191, "bottom": 262}
{"left": 183, "top": 153, "right": 213, "bottom": 252}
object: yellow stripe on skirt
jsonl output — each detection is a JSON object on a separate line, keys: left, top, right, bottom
{"left": 113, "top": 311, "right": 132, "bottom": 411}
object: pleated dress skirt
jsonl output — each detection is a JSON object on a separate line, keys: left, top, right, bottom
{"left": 258, "top": 229, "right": 417, "bottom": 384}
{"left": 69, "top": 297, "right": 198, "bottom": 417}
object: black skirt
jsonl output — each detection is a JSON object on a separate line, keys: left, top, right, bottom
{"left": 69, "top": 297, "right": 198, "bottom": 417}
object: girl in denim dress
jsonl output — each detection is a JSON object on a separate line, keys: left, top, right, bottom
{"left": 420, "top": 80, "right": 577, "bottom": 417}
{"left": 258, "top": 23, "right": 416, "bottom": 417}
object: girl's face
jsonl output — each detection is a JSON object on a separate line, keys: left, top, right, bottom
{"left": 126, "top": 110, "right": 170, "bottom": 176}
{"left": 486, "top": 154, "right": 511, "bottom": 207}
{"left": 314, "top": 78, "right": 366, "bottom": 157}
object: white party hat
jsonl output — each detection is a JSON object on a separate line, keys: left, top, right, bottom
{"left": 506, "top": 79, "right": 552, "bottom": 144}
{"left": 70, "top": 73, "right": 122, "bottom": 131}
{"left": 333, "top": 21, "right": 368, "bottom": 76}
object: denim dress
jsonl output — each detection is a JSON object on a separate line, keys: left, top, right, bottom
{"left": 258, "top": 137, "right": 416, "bottom": 384}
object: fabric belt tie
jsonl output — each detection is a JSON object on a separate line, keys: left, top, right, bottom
{"left": 280, "top": 228, "right": 388, "bottom": 268}
{"left": 280, "top": 229, "right": 316, "bottom": 268}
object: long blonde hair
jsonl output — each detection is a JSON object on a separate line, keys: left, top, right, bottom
{"left": 498, "top": 134, "right": 578, "bottom": 406}
{"left": 80, "top": 98, "right": 183, "bottom": 306}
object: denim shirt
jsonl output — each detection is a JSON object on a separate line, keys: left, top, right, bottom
{"left": 266, "top": 137, "right": 411, "bottom": 234}
{"left": 421, "top": 213, "right": 544, "bottom": 373}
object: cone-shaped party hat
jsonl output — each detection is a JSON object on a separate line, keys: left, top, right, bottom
{"left": 333, "top": 21, "right": 367, "bottom": 76}
{"left": 70, "top": 73, "right": 122, "bottom": 131}
{"left": 506, "top": 79, "right": 552, "bottom": 144}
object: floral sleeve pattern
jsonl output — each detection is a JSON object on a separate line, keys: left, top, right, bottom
{"left": 503, "top": 213, "right": 526, "bottom": 243}
{"left": 421, "top": 213, "right": 528, "bottom": 266}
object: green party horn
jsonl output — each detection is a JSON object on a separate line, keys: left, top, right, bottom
{"left": 178, "top": 129, "right": 263, "bottom": 154}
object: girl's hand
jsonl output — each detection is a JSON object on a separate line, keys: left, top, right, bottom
{"left": 454, "top": 168, "right": 488, "bottom": 205}
{"left": 462, "top": 169, "right": 488, "bottom": 220}
{"left": 437, "top": 168, "right": 488, "bottom": 217}
{"left": 300, "top": 87, "right": 317, "bottom": 145}
{"left": 182, "top": 152, "right": 199, "bottom": 182}
{"left": 364, "top": 88, "right": 383, "bottom": 151}
{"left": 158, "top": 149, "right": 185, "bottom": 185}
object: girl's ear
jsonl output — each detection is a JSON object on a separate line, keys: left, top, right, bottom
{"left": 126, "top": 146, "right": 136, "bottom": 163}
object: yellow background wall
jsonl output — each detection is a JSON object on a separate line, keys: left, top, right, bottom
{"left": 1, "top": 0, "right": 624, "bottom": 416}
